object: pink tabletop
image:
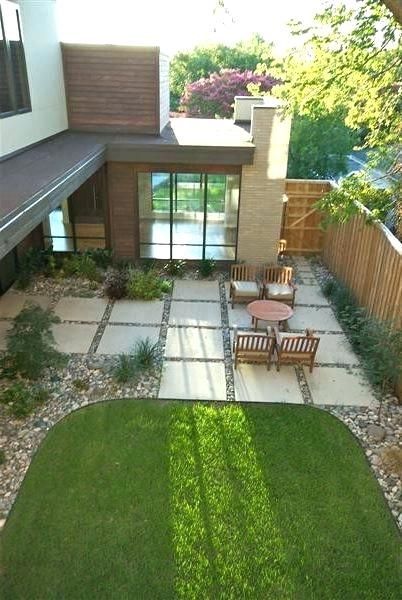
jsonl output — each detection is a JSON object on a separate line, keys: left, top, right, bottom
{"left": 247, "top": 300, "right": 293, "bottom": 322}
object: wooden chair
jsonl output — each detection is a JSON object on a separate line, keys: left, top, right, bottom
{"left": 262, "top": 265, "right": 296, "bottom": 308}
{"left": 229, "top": 264, "right": 261, "bottom": 308}
{"left": 232, "top": 326, "right": 275, "bottom": 370}
{"left": 273, "top": 327, "right": 320, "bottom": 372}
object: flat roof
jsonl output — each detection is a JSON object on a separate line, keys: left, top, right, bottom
{"left": 0, "top": 120, "right": 254, "bottom": 259}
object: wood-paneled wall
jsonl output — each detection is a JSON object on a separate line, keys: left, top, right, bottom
{"left": 281, "top": 180, "right": 331, "bottom": 254}
{"left": 323, "top": 214, "right": 402, "bottom": 329}
{"left": 107, "top": 163, "right": 138, "bottom": 258}
{"left": 62, "top": 44, "right": 163, "bottom": 134}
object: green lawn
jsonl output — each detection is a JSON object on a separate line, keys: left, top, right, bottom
{"left": 1, "top": 401, "right": 401, "bottom": 599}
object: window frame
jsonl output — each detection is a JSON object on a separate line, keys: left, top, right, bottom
{"left": 0, "top": 0, "right": 31, "bottom": 119}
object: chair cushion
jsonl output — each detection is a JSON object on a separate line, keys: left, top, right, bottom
{"left": 265, "top": 283, "right": 293, "bottom": 300}
{"left": 233, "top": 281, "right": 259, "bottom": 297}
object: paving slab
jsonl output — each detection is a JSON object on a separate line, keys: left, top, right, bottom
{"left": 54, "top": 297, "right": 108, "bottom": 322}
{"left": 0, "top": 321, "right": 12, "bottom": 350}
{"left": 159, "top": 361, "right": 226, "bottom": 400}
{"left": 295, "top": 285, "right": 329, "bottom": 306}
{"left": 304, "top": 366, "right": 377, "bottom": 407}
{"left": 228, "top": 305, "right": 271, "bottom": 330}
{"left": 97, "top": 325, "right": 159, "bottom": 355}
{"left": 315, "top": 333, "right": 359, "bottom": 365}
{"left": 0, "top": 292, "right": 51, "bottom": 319}
{"left": 52, "top": 323, "right": 97, "bottom": 353}
{"left": 165, "top": 327, "right": 224, "bottom": 359}
{"left": 234, "top": 364, "right": 303, "bottom": 404}
{"left": 110, "top": 300, "right": 164, "bottom": 324}
{"left": 173, "top": 280, "right": 220, "bottom": 301}
{"left": 288, "top": 306, "right": 342, "bottom": 332}
{"left": 169, "top": 301, "right": 221, "bottom": 327}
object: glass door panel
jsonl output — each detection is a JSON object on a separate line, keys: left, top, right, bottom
{"left": 172, "top": 173, "right": 204, "bottom": 259}
{"left": 205, "top": 174, "right": 240, "bottom": 260}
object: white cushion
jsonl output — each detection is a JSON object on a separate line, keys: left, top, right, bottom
{"left": 265, "top": 283, "right": 293, "bottom": 300}
{"left": 233, "top": 281, "right": 259, "bottom": 297}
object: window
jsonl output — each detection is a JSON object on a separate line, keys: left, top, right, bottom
{"left": 139, "top": 171, "right": 240, "bottom": 261}
{"left": 0, "top": 0, "right": 30, "bottom": 117}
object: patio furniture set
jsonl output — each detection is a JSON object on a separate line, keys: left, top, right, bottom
{"left": 230, "top": 264, "right": 320, "bottom": 372}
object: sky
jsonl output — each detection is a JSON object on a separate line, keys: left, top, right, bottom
{"left": 56, "top": 0, "right": 356, "bottom": 57}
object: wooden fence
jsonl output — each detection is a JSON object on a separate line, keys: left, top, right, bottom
{"left": 323, "top": 213, "right": 402, "bottom": 329}
{"left": 281, "top": 179, "right": 331, "bottom": 254}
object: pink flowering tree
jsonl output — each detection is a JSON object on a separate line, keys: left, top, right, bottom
{"left": 180, "top": 69, "right": 280, "bottom": 118}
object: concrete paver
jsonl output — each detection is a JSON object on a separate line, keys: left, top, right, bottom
{"left": 304, "top": 366, "right": 377, "bottom": 407}
{"left": 169, "top": 301, "right": 221, "bottom": 327}
{"left": 52, "top": 323, "right": 97, "bottom": 353}
{"left": 159, "top": 361, "right": 226, "bottom": 400}
{"left": 0, "top": 293, "right": 51, "bottom": 319}
{"left": 54, "top": 297, "right": 108, "bottom": 322}
{"left": 97, "top": 325, "right": 160, "bottom": 355}
{"left": 173, "top": 280, "right": 220, "bottom": 301}
{"left": 315, "top": 333, "right": 359, "bottom": 365}
{"left": 110, "top": 300, "right": 164, "bottom": 324}
{"left": 295, "top": 285, "right": 329, "bottom": 306}
{"left": 234, "top": 364, "right": 303, "bottom": 404}
{"left": 289, "top": 306, "right": 342, "bottom": 332}
{"left": 165, "top": 327, "right": 224, "bottom": 359}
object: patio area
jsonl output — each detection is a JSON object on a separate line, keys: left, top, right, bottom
{"left": 0, "top": 257, "right": 377, "bottom": 407}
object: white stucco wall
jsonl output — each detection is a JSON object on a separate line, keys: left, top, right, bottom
{"left": 0, "top": 0, "right": 67, "bottom": 158}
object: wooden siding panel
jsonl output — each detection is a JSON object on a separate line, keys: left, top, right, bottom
{"left": 62, "top": 44, "right": 161, "bottom": 134}
{"left": 107, "top": 163, "right": 137, "bottom": 259}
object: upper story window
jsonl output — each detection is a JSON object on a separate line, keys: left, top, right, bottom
{"left": 0, "top": 0, "right": 31, "bottom": 118}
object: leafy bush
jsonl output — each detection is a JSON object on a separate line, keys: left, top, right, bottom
{"left": 160, "top": 280, "right": 172, "bottom": 294}
{"left": 2, "top": 304, "right": 65, "bottom": 380}
{"left": 16, "top": 247, "right": 53, "bottom": 289}
{"left": 133, "top": 338, "right": 159, "bottom": 369}
{"left": 0, "top": 449, "right": 5, "bottom": 465}
{"left": 104, "top": 268, "right": 128, "bottom": 300}
{"left": 72, "top": 379, "right": 89, "bottom": 392}
{"left": 83, "top": 249, "right": 112, "bottom": 269}
{"left": 126, "top": 268, "right": 168, "bottom": 300}
{"left": 62, "top": 254, "right": 100, "bottom": 282}
{"left": 163, "top": 259, "right": 186, "bottom": 277}
{"left": 0, "top": 383, "right": 49, "bottom": 418}
{"left": 321, "top": 275, "right": 402, "bottom": 394}
{"left": 198, "top": 258, "right": 216, "bottom": 278}
{"left": 141, "top": 259, "right": 157, "bottom": 273}
{"left": 113, "top": 337, "right": 159, "bottom": 383}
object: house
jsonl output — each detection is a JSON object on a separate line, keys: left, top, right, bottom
{"left": 0, "top": 0, "right": 291, "bottom": 293}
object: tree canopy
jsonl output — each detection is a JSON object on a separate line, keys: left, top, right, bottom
{"left": 180, "top": 69, "right": 279, "bottom": 118}
{"left": 169, "top": 35, "right": 274, "bottom": 110}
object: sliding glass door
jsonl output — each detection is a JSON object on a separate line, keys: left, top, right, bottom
{"left": 139, "top": 171, "right": 240, "bottom": 261}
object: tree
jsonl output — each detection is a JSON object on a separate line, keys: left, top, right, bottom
{"left": 272, "top": 1, "right": 402, "bottom": 153}
{"left": 287, "top": 113, "right": 357, "bottom": 179}
{"left": 169, "top": 35, "right": 274, "bottom": 110}
{"left": 180, "top": 69, "right": 279, "bottom": 118}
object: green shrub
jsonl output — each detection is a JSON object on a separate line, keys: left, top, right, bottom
{"left": 322, "top": 274, "right": 402, "bottom": 394}
{"left": 113, "top": 337, "right": 159, "bottom": 383}
{"left": 2, "top": 304, "right": 65, "bottom": 380}
{"left": 62, "top": 254, "right": 100, "bottom": 282}
{"left": 126, "top": 268, "right": 167, "bottom": 300}
{"left": 132, "top": 337, "right": 159, "bottom": 369}
{"left": 198, "top": 258, "right": 216, "bottom": 278}
{"left": 160, "top": 279, "right": 172, "bottom": 294}
{"left": 0, "top": 383, "right": 49, "bottom": 418}
{"left": 72, "top": 379, "right": 89, "bottom": 392}
{"left": 104, "top": 268, "right": 128, "bottom": 300}
{"left": 141, "top": 259, "right": 157, "bottom": 273}
{"left": 16, "top": 247, "right": 53, "bottom": 289}
{"left": 163, "top": 259, "right": 186, "bottom": 277}
{"left": 0, "top": 449, "right": 5, "bottom": 465}
{"left": 113, "top": 354, "right": 138, "bottom": 383}
{"left": 322, "top": 275, "right": 336, "bottom": 298}
{"left": 83, "top": 248, "right": 112, "bottom": 269}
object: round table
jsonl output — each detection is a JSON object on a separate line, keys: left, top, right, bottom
{"left": 247, "top": 300, "right": 293, "bottom": 331}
